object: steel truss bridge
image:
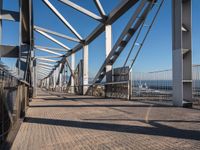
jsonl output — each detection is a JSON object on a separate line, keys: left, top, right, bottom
{"left": 0, "top": 0, "right": 198, "bottom": 149}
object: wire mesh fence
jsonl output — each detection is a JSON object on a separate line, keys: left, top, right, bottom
{"left": 193, "top": 65, "right": 200, "bottom": 101}
{"left": 132, "top": 65, "right": 200, "bottom": 102}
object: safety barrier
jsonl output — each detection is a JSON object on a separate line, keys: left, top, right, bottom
{"left": 132, "top": 65, "right": 200, "bottom": 102}
{"left": 0, "top": 67, "right": 30, "bottom": 148}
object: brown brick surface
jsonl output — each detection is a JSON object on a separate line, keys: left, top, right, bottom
{"left": 11, "top": 90, "right": 200, "bottom": 150}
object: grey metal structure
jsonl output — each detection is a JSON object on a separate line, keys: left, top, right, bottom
{"left": 0, "top": 0, "right": 33, "bottom": 81}
{"left": 172, "top": 0, "right": 192, "bottom": 106}
{"left": 0, "top": 0, "right": 193, "bottom": 107}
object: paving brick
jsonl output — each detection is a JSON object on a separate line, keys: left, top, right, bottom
{"left": 11, "top": 90, "right": 200, "bottom": 150}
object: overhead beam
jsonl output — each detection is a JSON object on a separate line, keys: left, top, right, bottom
{"left": 93, "top": 0, "right": 106, "bottom": 17}
{"left": 34, "top": 45, "right": 68, "bottom": 52}
{"left": 38, "top": 72, "right": 49, "bottom": 75}
{"left": 38, "top": 68, "right": 52, "bottom": 73}
{"left": 35, "top": 29, "right": 70, "bottom": 50}
{"left": 45, "top": 0, "right": 140, "bottom": 78}
{"left": 34, "top": 25, "right": 80, "bottom": 43}
{"left": 38, "top": 69, "right": 51, "bottom": 73}
{"left": 34, "top": 47, "right": 63, "bottom": 56}
{"left": 36, "top": 56, "right": 61, "bottom": 59}
{"left": 92, "top": 0, "right": 151, "bottom": 83}
{"left": 59, "top": 0, "right": 102, "bottom": 22}
{"left": 0, "top": 45, "right": 19, "bottom": 57}
{"left": 0, "top": 10, "right": 20, "bottom": 21}
{"left": 43, "top": 0, "right": 83, "bottom": 41}
{"left": 37, "top": 57, "right": 58, "bottom": 63}
{"left": 65, "top": 0, "right": 139, "bottom": 57}
{"left": 38, "top": 65, "right": 54, "bottom": 70}
{"left": 37, "top": 68, "right": 51, "bottom": 75}
{"left": 37, "top": 62, "right": 55, "bottom": 67}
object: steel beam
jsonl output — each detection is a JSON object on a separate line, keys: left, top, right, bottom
{"left": 20, "top": 0, "right": 31, "bottom": 44}
{"left": 83, "top": 45, "right": 88, "bottom": 94}
{"left": 59, "top": 63, "right": 62, "bottom": 88}
{"left": 35, "top": 29, "right": 70, "bottom": 50}
{"left": 38, "top": 72, "right": 49, "bottom": 77}
{"left": 93, "top": 0, "right": 106, "bottom": 17}
{"left": 105, "top": 24, "right": 112, "bottom": 82}
{"left": 38, "top": 71, "right": 50, "bottom": 75}
{"left": 43, "top": 0, "right": 83, "bottom": 41}
{"left": 37, "top": 57, "right": 58, "bottom": 62}
{"left": 0, "top": 10, "right": 19, "bottom": 21}
{"left": 38, "top": 62, "right": 55, "bottom": 67}
{"left": 36, "top": 56, "right": 61, "bottom": 59}
{"left": 38, "top": 68, "right": 52, "bottom": 73}
{"left": 0, "top": 45, "right": 19, "bottom": 57}
{"left": 0, "top": 0, "right": 2, "bottom": 58}
{"left": 34, "top": 25, "right": 80, "bottom": 43}
{"left": 35, "top": 46, "right": 63, "bottom": 56}
{"left": 34, "top": 45, "right": 68, "bottom": 52}
{"left": 33, "top": 60, "right": 37, "bottom": 97}
{"left": 64, "top": 0, "right": 139, "bottom": 57}
{"left": 92, "top": 0, "right": 149, "bottom": 83}
{"left": 38, "top": 65, "right": 53, "bottom": 70}
{"left": 38, "top": 71, "right": 51, "bottom": 75}
{"left": 172, "top": 0, "right": 192, "bottom": 106}
{"left": 71, "top": 53, "right": 75, "bottom": 93}
{"left": 43, "top": 0, "right": 139, "bottom": 78}
{"left": 59, "top": 0, "right": 102, "bottom": 22}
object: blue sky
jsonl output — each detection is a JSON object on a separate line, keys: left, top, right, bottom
{"left": 1, "top": 0, "right": 200, "bottom": 78}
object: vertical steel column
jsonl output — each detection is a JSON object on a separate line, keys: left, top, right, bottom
{"left": 33, "top": 59, "right": 37, "bottom": 97}
{"left": 53, "top": 70, "right": 56, "bottom": 90}
{"left": 59, "top": 63, "right": 62, "bottom": 91}
{"left": 172, "top": 0, "right": 192, "bottom": 106}
{"left": 0, "top": 0, "right": 2, "bottom": 58}
{"left": 105, "top": 24, "right": 112, "bottom": 82}
{"left": 71, "top": 53, "right": 75, "bottom": 93}
{"left": 47, "top": 77, "right": 49, "bottom": 90}
{"left": 83, "top": 45, "right": 88, "bottom": 95}
{"left": 1, "top": 0, "right": 4, "bottom": 137}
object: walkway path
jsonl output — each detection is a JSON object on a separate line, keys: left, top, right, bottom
{"left": 12, "top": 90, "right": 200, "bottom": 150}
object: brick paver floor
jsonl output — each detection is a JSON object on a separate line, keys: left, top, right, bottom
{"left": 11, "top": 90, "right": 200, "bottom": 150}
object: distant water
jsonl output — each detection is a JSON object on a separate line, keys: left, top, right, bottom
{"left": 133, "top": 80, "right": 200, "bottom": 90}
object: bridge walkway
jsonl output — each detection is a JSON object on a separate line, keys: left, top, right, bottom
{"left": 11, "top": 90, "right": 200, "bottom": 150}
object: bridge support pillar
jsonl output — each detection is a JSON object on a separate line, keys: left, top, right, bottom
{"left": 59, "top": 63, "right": 62, "bottom": 92}
{"left": 53, "top": 70, "right": 56, "bottom": 90}
{"left": 172, "top": 0, "right": 192, "bottom": 107}
{"left": 83, "top": 45, "right": 89, "bottom": 95}
{"left": 47, "top": 77, "right": 49, "bottom": 90}
{"left": 105, "top": 24, "right": 112, "bottom": 82}
{"left": 33, "top": 59, "right": 37, "bottom": 97}
{"left": 71, "top": 53, "right": 75, "bottom": 93}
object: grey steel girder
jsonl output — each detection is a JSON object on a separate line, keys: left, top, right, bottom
{"left": 34, "top": 28, "right": 70, "bottom": 50}
{"left": 43, "top": 0, "right": 83, "bottom": 41}
{"left": 59, "top": 0, "right": 103, "bottom": 22}
{"left": 172, "top": 0, "right": 192, "bottom": 106}
{"left": 44, "top": 0, "right": 139, "bottom": 79}
{"left": 0, "top": 10, "right": 19, "bottom": 21}
{"left": 93, "top": 0, "right": 106, "bottom": 18}
{"left": 92, "top": 0, "right": 153, "bottom": 83}
{"left": 34, "top": 25, "right": 80, "bottom": 43}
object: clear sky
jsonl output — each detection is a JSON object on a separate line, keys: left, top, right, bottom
{"left": 1, "top": 0, "right": 200, "bottom": 78}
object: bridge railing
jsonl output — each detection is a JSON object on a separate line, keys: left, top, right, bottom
{"left": 0, "top": 67, "right": 30, "bottom": 147}
{"left": 47, "top": 81, "right": 132, "bottom": 100}
{"left": 132, "top": 65, "right": 200, "bottom": 102}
